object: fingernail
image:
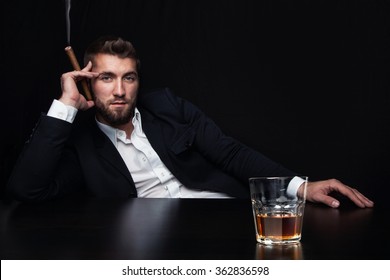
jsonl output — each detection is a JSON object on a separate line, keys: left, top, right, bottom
{"left": 331, "top": 201, "right": 340, "bottom": 208}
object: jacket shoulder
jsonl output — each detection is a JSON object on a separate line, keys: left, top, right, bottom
{"left": 137, "top": 87, "right": 193, "bottom": 117}
{"left": 138, "top": 87, "right": 179, "bottom": 107}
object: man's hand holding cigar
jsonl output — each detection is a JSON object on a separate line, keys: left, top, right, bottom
{"left": 60, "top": 61, "right": 98, "bottom": 111}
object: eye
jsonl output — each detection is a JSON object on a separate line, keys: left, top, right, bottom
{"left": 99, "top": 74, "right": 112, "bottom": 82}
{"left": 124, "top": 74, "right": 138, "bottom": 83}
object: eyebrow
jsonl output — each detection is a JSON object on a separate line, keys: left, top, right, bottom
{"left": 99, "top": 71, "right": 138, "bottom": 77}
{"left": 99, "top": 71, "right": 138, "bottom": 78}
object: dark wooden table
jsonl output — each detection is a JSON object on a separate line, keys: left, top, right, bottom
{"left": 0, "top": 197, "right": 387, "bottom": 260}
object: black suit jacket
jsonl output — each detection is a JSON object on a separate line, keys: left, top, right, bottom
{"left": 6, "top": 88, "right": 295, "bottom": 201}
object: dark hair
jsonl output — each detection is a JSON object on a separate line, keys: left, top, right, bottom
{"left": 84, "top": 36, "right": 141, "bottom": 73}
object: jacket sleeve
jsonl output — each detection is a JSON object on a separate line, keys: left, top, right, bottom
{"left": 170, "top": 91, "right": 297, "bottom": 181}
{"left": 6, "top": 114, "right": 85, "bottom": 201}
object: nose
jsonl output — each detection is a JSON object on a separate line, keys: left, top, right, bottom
{"left": 113, "top": 80, "right": 125, "bottom": 97}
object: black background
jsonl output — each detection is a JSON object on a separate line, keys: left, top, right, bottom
{"left": 1, "top": 0, "right": 389, "bottom": 201}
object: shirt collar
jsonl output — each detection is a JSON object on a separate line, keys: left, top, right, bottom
{"left": 132, "top": 108, "right": 143, "bottom": 135}
{"left": 96, "top": 107, "right": 142, "bottom": 147}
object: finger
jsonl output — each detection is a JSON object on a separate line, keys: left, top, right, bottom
{"left": 86, "top": 100, "right": 95, "bottom": 107}
{"left": 349, "top": 188, "right": 374, "bottom": 207}
{"left": 78, "top": 100, "right": 95, "bottom": 111}
{"left": 336, "top": 185, "right": 373, "bottom": 208}
{"left": 310, "top": 192, "right": 340, "bottom": 208}
{"left": 63, "top": 72, "right": 97, "bottom": 88}
{"left": 329, "top": 184, "right": 373, "bottom": 208}
{"left": 81, "top": 61, "right": 93, "bottom": 72}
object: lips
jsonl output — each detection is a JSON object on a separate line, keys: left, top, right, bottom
{"left": 110, "top": 101, "right": 127, "bottom": 109}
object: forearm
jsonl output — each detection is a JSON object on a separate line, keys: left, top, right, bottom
{"left": 228, "top": 143, "right": 297, "bottom": 179}
{"left": 191, "top": 111, "right": 296, "bottom": 180}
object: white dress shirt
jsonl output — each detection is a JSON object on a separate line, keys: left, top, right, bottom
{"left": 46, "top": 99, "right": 304, "bottom": 198}
{"left": 97, "top": 109, "right": 232, "bottom": 198}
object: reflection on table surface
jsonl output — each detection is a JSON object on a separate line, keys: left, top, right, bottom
{"left": 0, "top": 198, "right": 388, "bottom": 260}
{"left": 255, "top": 243, "right": 303, "bottom": 260}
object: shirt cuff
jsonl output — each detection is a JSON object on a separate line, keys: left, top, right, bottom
{"left": 286, "top": 176, "right": 306, "bottom": 198}
{"left": 47, "top": 99, "right": 78, "bottom": 123}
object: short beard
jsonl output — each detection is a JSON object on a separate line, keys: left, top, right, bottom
{"left": 95, "top": 97, "right": 136, "bottom": 126}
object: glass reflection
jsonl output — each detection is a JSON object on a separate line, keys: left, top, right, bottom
{"left": 255, "top": 243, "right": 303, "bottom": 260}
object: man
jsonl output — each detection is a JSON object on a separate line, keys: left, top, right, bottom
{"left": 6, "top": 36, "right": 374, "bottom": 208}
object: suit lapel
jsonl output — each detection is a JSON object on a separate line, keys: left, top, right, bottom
{"left": 140, "top": 111, "right": 177, "bottom": 174}
{"left": 91, "top": 123, "right": 135, "bottom": 185}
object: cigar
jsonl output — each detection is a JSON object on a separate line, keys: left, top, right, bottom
{"left": 64, "top": 46, "right": 93, "bottom": 100}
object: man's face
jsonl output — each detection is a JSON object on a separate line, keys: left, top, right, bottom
{"left": 90, "top": 53, "right": 139, "bottom": 127}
